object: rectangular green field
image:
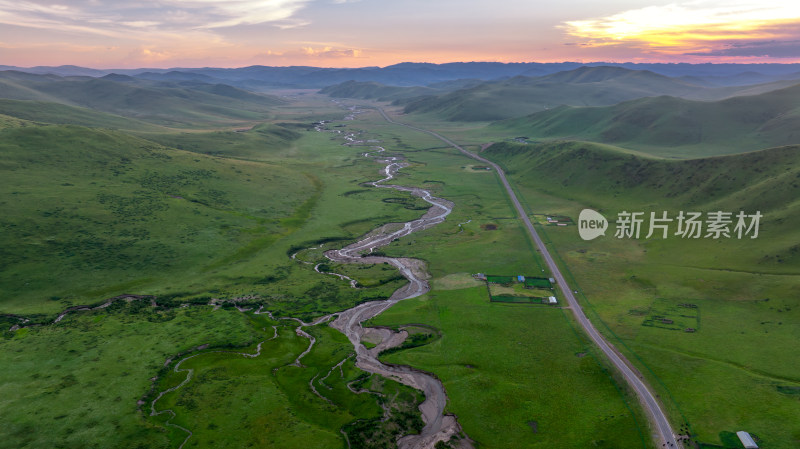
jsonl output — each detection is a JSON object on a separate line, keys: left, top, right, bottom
{"left": 524, "top": 277, "right": 552, "bottom": 288}
{"left": 490, "top": 295, "right": 548, "bottom": 304}
{"left": 486, "top": 275, "right": 515, "bottom": 284}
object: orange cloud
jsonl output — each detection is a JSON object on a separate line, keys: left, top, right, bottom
{"left": 562, "top": 2, "right": 800, "bottom": 57}
{"left": 257, "top": 46, "right": 366, "bottom": 64}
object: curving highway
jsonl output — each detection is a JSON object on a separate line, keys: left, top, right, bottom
{"left": 375, "top": 107, "right": 681, "bottom": 449}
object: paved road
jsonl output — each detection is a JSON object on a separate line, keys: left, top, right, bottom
{"left": 377, "top": 107, "right": 681, "bottom": 449}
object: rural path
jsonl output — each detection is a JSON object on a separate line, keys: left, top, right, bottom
{"left": 375, "top": 107, "right": 682, "bottom": 449}
{"left": 320, "top": 112, "right": 471, "bottom": 449}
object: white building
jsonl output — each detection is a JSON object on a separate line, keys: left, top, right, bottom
{"left": 736, "top": 431, "right": 758, "bottom": 449}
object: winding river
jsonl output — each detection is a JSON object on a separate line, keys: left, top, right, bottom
{"left": 11, "top": 106, "right": 471, "bottom": 449}
{"left": 321, "top": 109, "right": 471, "bottom": 449}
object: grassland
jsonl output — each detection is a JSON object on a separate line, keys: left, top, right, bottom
{"left": 0, "top": 299, "right": 425, "bottom": 449}
{"left": 0, "top": 71, "right": 285, "bottom": 127}
{"left": 369, "top": 287, "right": 646, "bottom": 448}
{"left": 148, "top": 315, "right": 424, "bottom": 449}
{"left": 0, "top": 302, "right": 259, "bottom": 448}
{"left": 3, "top": 81, "right": 797, "bottom": 449}
{"left": 479, "top": 140, "right": 800, "bottom": 448}
{"left": 320, "top": 81, "right": 439, "bottom": 102}
{"left": 329, "top": 111, "right": 651, "bottom": 448}
{"left": 0, "top": 99, "right": 166, "bottom": 132}
{"left": 0, "top": 120, "right": 318, "bottom": 315}
{"left": 2, "top": 93, "right": 523, "bottom": 449}
{"left": 490, "top": 83, "right": 800, "bottom": 157}
{"left": 334, "top": 104, "right": 798, "bottom": 447}
{"left": 0, "top": 99, "right": 442, "bottom": 319}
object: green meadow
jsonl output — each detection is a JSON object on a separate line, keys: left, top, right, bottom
{"left": 337, "top": 103, "right": 799, "bottom": 447}
{"left": 477, "top": 140, "right": 800, "bottom": 448}
{"left": 342, "top": 115, "right": 650, "bottom": 448}
{"left": 1, "top": 78, "right": 798, "bottom": 449}
{"left": 0, "top": 99, "right": 440, "bottom": 320}
{"left": 0, "top": 300, "right": 424, "bottom": 449}
{"left": 0, "top": 92, "right": 500, "bottom": 448}
{"left": 0, "top": 303, "right": 258, "bottom": 448}
{"left": 370, "top": 287, "right": 647, "bottom": 449}
{"left": 149, "top": 316, "right": 424, "bottom": 449}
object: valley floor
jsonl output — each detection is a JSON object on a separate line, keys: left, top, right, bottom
{"left": 2, "top": 94, "right": 798, "bottom": 449}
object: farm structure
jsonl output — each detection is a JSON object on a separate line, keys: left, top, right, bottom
{"left": 477, "top": 274, "right": 557, "bottom": 305}
{"left": 532, "top": 214, "right": 574, "bottom": 226}
{"left": 736, "top": 431, "right": 758, "bottom": 449}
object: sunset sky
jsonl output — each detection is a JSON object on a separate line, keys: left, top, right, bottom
{"left": 2, "top": 0, "right": 800, "bottom": 68}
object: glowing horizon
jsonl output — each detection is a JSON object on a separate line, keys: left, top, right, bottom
{"left": 2, "top": 0, "right": 800, "bottom": 69}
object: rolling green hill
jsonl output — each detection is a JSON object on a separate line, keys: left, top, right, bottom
{"left": 492, "top": 83, "right": 800, "bottom": 157}
{"left": 0, "top": 71, "right": 285, "bottom": 126}
{"left": 400, "top": 66, "right": 800, "bottom": 122}
{"left": 0, "top": 121, "right": 315, "bottom": 314}
{"left": 0, "top": 99, "right": 165, "bottom": 131}
{"left": 401, "top": 66, "right": 710, "bottom": 121}
{"left": 487, "top": 141, "right": 799, "bottom": 207}
{"left": 319, "top": 80, "right": 438, "bottom": 102}
{"left": 484, "top": 140, "right": 800, "bottom": 266}
{"left": 144, "top": 122, "right": 305, "bottom": 159}
{"left": 482, "top": 121, "right": 800, "bottom": 449}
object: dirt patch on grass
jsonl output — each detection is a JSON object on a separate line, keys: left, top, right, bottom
{"left": 463, "top": 164, "right": 492, "bottom": 172}
{"left": 481, "top": 223, "right": 497, "bottom": 230}
{"left": 433, "top": 273, "right": 484, "bottom": 291}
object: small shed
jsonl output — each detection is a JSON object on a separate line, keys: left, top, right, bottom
{"left": 517, "top": 275, "right": 525, "bottom": 282}
{"left": 736, "top": 431, "right": 758, "bottom": 449}
{"left": 548, "top": 278, "right": 555, "bottom": 284}
{"left": 548, "top": 296, "right": 557, "bottom": 304}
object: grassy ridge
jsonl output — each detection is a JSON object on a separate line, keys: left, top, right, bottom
{"left": 399, "top": 66, "right": 782, "bottom": 122}
{"left": 0, "top": 71, "right": 284, "bottom": 126}
{"left": 0, "top": 122, "right": 316, "bottom": 314}
{"left": 0, "top": 99, "right": 165, "bottom": 132}
{"left": 492, "top": 83, "right": 800, "bottom": 156}
{"left": 484, "top": 141, "right": 800, "bottom": 219}
{"left": 140, "top": 122, "right": 305, "bottom": 159}
{"left": 0, "top": 100, "right": 471, "bottom": 320}
{"left": 319, "top": 80, "right": 439, "bottom": 102}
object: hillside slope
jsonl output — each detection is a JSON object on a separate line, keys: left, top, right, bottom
{"left": 0, "top": 99, "right": 165, "bottom": 131}
{"left": 319, "top": 80, "right": 438, "bottom": 102}
{"left": 0, "top": 121, "right": 314, "bottom": 313}
{"left": 492, "top": 82, "right": 800, "bottom": 156}
{"left": 401, "top": 66, "right": 800, "bottom": 122}
{"left": 401, "top": 66, "right": 711, "bottom": 121}
{"left": 484, "top": 140, "right": 800, "bottom": 269}
{"left": 0, "top": 71, "right": 284, "bottom": 126}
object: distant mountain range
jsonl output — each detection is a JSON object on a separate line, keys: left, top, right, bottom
{"left": 2, "top": 62, "right": 800, "bottom": 90}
